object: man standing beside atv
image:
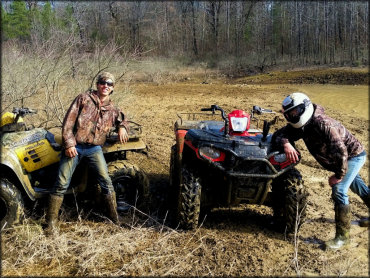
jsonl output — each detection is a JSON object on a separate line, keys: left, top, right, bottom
{"left": 45, "top": 72, "right": 129, "bottom": 235}
{"left": 273, "top": 92, "right": 369, "bottom": 250}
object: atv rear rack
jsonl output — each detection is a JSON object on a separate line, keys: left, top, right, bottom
{"left": 176, "top": 112, "right": 221, "bottom": 123}
{"left": 106, "top": 121, "right": 143, "bottom": 141}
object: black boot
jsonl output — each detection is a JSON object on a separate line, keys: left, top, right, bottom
{"left": 359, "top": 194, "right": 370, "bottom": 227}
{"left": 325, "top": 204, "right": 351, "bottom": 250}
{"left": 103, "top": 192, "right": 120, "bottom": 225}
{"left": 45, "top": 194, "right": 64, "bottom": 236}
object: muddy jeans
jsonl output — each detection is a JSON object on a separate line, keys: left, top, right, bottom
{"left": 53, "top": 144, "right": 114, "bottom": 196}
{"left": 332, "top": 151, "right": 369, "bottom": 205}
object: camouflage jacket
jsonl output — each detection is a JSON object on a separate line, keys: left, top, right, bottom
{"left": 272, "top": 104, "right": 364, "bottom": 179}
{"left": 62, "top": 89, "right": 129, "bottom": 149}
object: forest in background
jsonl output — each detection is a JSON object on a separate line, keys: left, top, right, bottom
{"left": 1, "top": 1, "right": 368, "bottom": 127}
{"left": 2, "top": 1, "right": 369, "bottom": 68}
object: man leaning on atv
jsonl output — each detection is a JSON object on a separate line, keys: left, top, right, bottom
{"left": 45, "top": 72, "right": 129, "bottom": 236}
{"left": 273, "top": 92, "right": 369, "bottom": 250}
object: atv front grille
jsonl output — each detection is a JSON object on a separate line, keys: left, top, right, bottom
{"left": 230, "top": 159, "right": 273, "bottom": 175}
{"left": 213, "top": 156, "right": 291, "bottom": 178}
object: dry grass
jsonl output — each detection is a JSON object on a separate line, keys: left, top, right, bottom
{"left": 1, "top": 210, "right": 244, "bottom": 276}
{"left": 3, "top": 205, "right": 367, "bottom": 277}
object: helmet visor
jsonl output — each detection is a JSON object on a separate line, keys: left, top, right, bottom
{"left": 283, "top": 103, "right": 306, "bottom": 124}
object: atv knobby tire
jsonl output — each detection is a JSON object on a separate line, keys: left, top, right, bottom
{"left": 271, "top": 168, "right": 308, "bottom": 234}
{"left": 107, "top": 160, "right": 150, "bottom": 212}
{"left": 0, "top": 178, "right": 24, "bottom": 229}
{"left": 177, "top": 167, "right": 201, "bottom": 230}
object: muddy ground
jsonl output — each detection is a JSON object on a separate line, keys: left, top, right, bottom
{"left": 2, "top": 67, "right": 369, "bottom": 276}
{"left": 118, "top": 68, "right": 369, "bottom": 276}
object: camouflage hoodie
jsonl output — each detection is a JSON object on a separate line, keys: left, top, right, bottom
{"left": 272, "top": 104, "right": 364, "bottom": 179}
{"left": 62, "top": 89, "right": 129, "bottom": 149}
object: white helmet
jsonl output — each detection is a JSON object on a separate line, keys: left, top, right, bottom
{"left": 282, "top": 92, "right": 314, "bottom": 128}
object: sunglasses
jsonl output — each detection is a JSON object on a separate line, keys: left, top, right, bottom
{"left": 98, "top": 80, "right": 114, "bottom": 87}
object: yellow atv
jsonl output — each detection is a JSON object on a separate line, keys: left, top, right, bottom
{"left": 0, "top": 107, "right": 150, "bottom": 229}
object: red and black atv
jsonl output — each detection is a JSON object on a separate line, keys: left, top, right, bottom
{"left": 169, "top": 104, "right": 308, "bottom": 233}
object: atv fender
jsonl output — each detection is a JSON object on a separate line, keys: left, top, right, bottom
{"left": 0, "top": 150, "right": 37, "bottom": 201}
{"left": 176, "top": 129, "right": 187, "bottom": 149}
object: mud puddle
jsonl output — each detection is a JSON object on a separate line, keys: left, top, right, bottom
{"left": 290, "top": 84, "right": 368, "bottom": 120}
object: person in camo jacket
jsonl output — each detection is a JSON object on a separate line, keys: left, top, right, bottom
{"left": 272, "top": 92, "right": 369, "bottom": 250}
{"left": 45, "top": 72, "right": 129, "bottom": 236}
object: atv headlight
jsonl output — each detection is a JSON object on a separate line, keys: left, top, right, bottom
{"left": 269, "top": 153, "right": 295, "bottom": 170}
{"left": 230, "top": 116, "right": 248, "bottom": 132}
{"left": 199, "top": 146, "right": 221, "bottom": 160}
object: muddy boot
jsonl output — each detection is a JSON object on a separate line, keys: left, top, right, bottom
{"left": 359, "top": 194, "right": 370, "bottom": 227}
{"left": 45, "top": 194, "right": 64, "bottom": 236}
{"left": 325, "top": 204, "right": 351, "bottom": 250}
{"left": 103, "top": 192, "right": 120, "bottom": 225}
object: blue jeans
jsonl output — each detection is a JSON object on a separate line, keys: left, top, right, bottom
{"left": 53, "top": 144, "right": 114, "bottom": 196}
{"left": 332, "top": 151, "right": 369, "bottom": 205}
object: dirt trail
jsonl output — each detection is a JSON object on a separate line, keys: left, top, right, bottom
{"left": 111, "top": 79, "right": 369, "bottom": 276}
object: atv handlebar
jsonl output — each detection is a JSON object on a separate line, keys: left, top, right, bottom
{"left": 252, "top": 105, "right": 274, "bottom": 115}
{"left": 201, "top": 105, "right": 274, "bottom": 117}
{"left": 201, "top": 105, "right": 227, "bottom": 121}
{"left": 201, "top": 105, "right": 229, "bottom": 135}
{"left": 11, "top": 107, "right": 37, "bottom": 124}
{"left": 200, "top": 104, "right": 278, "bottom": 136}
{"left": 12, "top": 107, "right": 38, "bottom": 116}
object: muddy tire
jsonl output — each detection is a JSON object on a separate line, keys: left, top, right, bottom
{"left": 271, "top": 168, "right": 308, "bottom": 234}
{"left": 107, "top": 160, "right": 150, "bottom": 213}
{"left": 0, "top": 178, "right": 24, "bottom": 230}
{"left": 177, "top": 167, "right": 201, "bottom": 230}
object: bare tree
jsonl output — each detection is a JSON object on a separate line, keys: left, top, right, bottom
{"left": 2, "top": 1, "right": 368, "bottom": 74}
{"left": 190, "top": 1, "right": 199, "bottom": 56}
{"left": 205, "top": 0, "right": 223, "bottom": 54}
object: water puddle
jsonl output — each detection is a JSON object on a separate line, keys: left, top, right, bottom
{"left": 291, "top": 84, "right": 368, "bottom": 120}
